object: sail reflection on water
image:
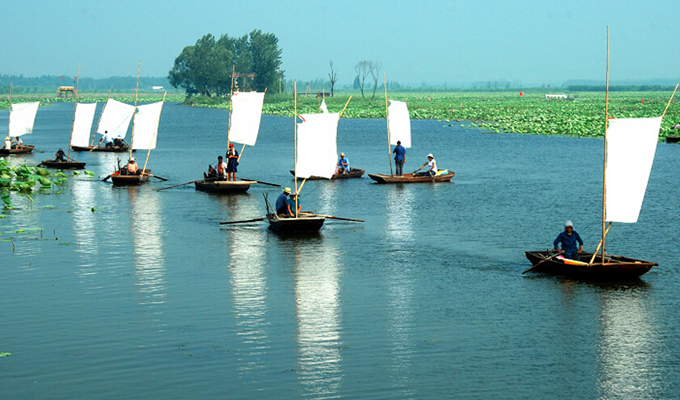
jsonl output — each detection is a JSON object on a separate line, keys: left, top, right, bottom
{"left": 385, "top": 185, "right": 417, "bottom": 243}
{"left": 128, "top": 187, "right": 166, "bottom": 306}
{"left": 596, "top": 285, "right": 663, "bottom": 398}
{"left": 225, "top": 198, "right": 270, "bottom": 374}
{"left": 292, "top": 236, "right": 343, "bottom": 397}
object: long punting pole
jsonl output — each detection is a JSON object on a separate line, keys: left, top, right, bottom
{"left": 338, "top": 95, "right": 353, "bottom": 120}
{"left": 294, "top": 81, "right": 299, "bottom": 216}
{"left": 67, "top": 63, "right": 81, "bottom": 158}
{"left": 91, "top": 85, "right": 113, "bottom": 146}
{"left": 128, "top": 60, "right": 141, "bottom": 160}
{"left": 384, "top": 72, "right": 394, "bottom": 176}
{"left": 661, "top": 83, "right": 679, "bottom": 119}
{"left": 601, "top": 27, "right": 610, "bottom": 264}
{"left": 142, "top": 91, "right": 166, "bottom": 174}
{"left": 7, "top": 83, "right": 11, "bottom": 138}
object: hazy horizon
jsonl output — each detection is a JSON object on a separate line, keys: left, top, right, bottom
{"left": 3, "top": 0, "right": 679, "bottom": 88}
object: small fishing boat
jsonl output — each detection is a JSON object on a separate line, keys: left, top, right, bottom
{"left": 524, "top": 250, "right": 655, "bottom": 279}
{"left": 37, "top": 160, "right": 86, "bottom": 169}
{"left": 195, "top": 179, "right": 255, "bottom": 193}
{"left": 665, "top": 136, "right": 680, "bottom": 143}
{"left": 368, "top": 170, "right": 455, "bottom": 183}
{"left": 289, "top": 167, "right": 365, "bottom": 180}
{"left": 0, "top": 145, "right": 35, "bottom": 155}
{"left": 524, "top": 29, "right": 676, "bottom": 279}
{"left": 72, "top": 144, "right": 130, "bottom": 152}
{"left": 110, "top": 169, "right": 151, "bottom": 185}
{"left": 71, "top": 97, "right": 135, "bottom": 152}
{"left": 266, "top": 212, "right": 325, "bottom": 233}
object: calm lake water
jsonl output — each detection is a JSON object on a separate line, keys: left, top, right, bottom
{"left": 2, "top": 102, "right": 680, "bottom": 399}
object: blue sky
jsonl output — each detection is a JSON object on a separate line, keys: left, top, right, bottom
{"left": 2, "top": 0, "right": 678, "bottom": 86}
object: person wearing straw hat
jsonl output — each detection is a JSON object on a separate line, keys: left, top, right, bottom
{"left": 554, "top": 221, "right": 584, "bottom": 260}
{"left": 3, "top": 137, "right": 11, "bottom": 150}
{"left": 416, "top": 154, "right": 437, "bottom": 177}
{"left": 225, "top": 143, "right": 239, "bottom": 182}
{"left": 123, "top": 157, "right": 141, "bottom": 175}
{"left": 336, "top": 152, "right": 350, "bottom": 175}
{"left": 286, "top": 191, "right": 301, "bottom": 217}
{"left": 276, "top": 187, "right": 291, "bottom": 215}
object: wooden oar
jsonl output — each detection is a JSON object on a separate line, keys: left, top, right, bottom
{"left": 522, "top": 251, "right": 562, "bottom": 274}
{"left": 239, "top": 177, "right": 281, "bottom": 187}
{"left": 102, "top": 174, "right": 112, "bottom": 182}
{"left": 156, "top": 180, "right": 201, "bottom": 191}
{"left": 300, "top": 212, "right": 364, "bottom": 222}
{"left": 219, "top": 217, "right": 266, "bottom": 225}
{"left": 147, "top": 174, "right": 168, "bottom": 181}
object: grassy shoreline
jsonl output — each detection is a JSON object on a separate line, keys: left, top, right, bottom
{"left": 4, "top": 91, "right": 679, "bottom": 139}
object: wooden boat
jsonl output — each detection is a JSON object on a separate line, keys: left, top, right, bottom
{"left": 195, "top": 179, "right": 255, "bottom": 193}
{"left": 110, "top": 169, "right": 151, "bottom": 186}
{"left": 665, "top": 136, "right": 680, "bottom": 143}
{"left": 37, "top": 160, "right": 86, "bottom": 169}
{"left": 71, "top": 144, "right": 130, "bottom": 152}
{"left": 266, "top": 212, "right": 325, "bottom": 233}
{"left": 289, "top": 167, "right": 365, "bottom": 180}
{"left": 0, "top": 145, "right": 35, "bottom": 155}
{"left": 524, "top": 30, "right": 676, "bottom": 279}
{"left": 525, "top": 250, "right": 656, "bottom": 279}
{"left": 368, "top": 171, "right": 455, "bottom": 183}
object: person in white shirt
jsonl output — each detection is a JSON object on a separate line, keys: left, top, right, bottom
{"left": 416, "top": 153, "right": 437, "bottom": 177}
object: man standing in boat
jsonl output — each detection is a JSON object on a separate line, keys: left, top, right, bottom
{"left": 276, "top": 187, "right": 291, "bottom": 215}
{"left": 554, "top": 221, "right": 583, "bottom": 260}
{"left": 337, "top": 153, "right": 350, "bottom": 175}
{"left": 226, "top": 143, "right": 239, "bottom": 181}
{"left": 393, "top": 140, "right": 406, "bottom": 176}
{"left": 416, "top": 154, "right": 437, "bottom": 177}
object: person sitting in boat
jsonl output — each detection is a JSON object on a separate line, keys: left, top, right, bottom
{"left": 3, "top": 137, "right": 11, "bottom": 150}
{"left": 122, "top": 157, "right": 141, "bottom": 175}
{"left": 276, "top": 187, "right": 291, "bottom": 215}
{"left": 286, "top": 191, "right": 301, "bottom": 217}
{"left": 336, "top": 153, "right": 350, "bottom": 175}
{"left": 98, "top": 131, "right": 114, "bottom": 148}
{"left": 208, "top": 156, "right": 227, "bottom": 181}
{"left": 554, "top": 221, "right": 583, "bottom": 260}
{"left": 393, "top": 140, "right": 406, "bottom": 176}
{"left": 226, "top": 143, "right": 239, "bottom": 181}
{"left": 416, "top": 154, "right": 437, "bottom": 177}
{"left": 113, "top": 137, "right": 127, "bottom": 148}
{"left": 53, "top": 148, "right": 67, "bottom": 162}
{"left": 11, "top": 136, "right": 23, "bottom": 149}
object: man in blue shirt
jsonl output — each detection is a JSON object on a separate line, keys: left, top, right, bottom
{"left": 393, "top": 140, "right": 406, "bottom": 176}
{"left": 554, "top": 221, "right": 584, "bottom": 260}
{"left": 276, "top": 187, "right": 291, "bottom": 215}
{"left": 286, "top": 192, "right": 300, "bottom": 217}
{"left": 336, "top": 153, "right": 350, "bottom": 175}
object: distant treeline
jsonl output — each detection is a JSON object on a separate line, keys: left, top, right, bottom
{"left": 0, "top": 74, "right": 174, "bottom": 94}
{"left": 566, "top": 84, "right": 678, "bottom": 92}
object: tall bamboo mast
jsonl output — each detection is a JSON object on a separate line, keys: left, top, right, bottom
{"left": 67, "top": 63, "right": 81, "bottom": 158}
{"left": 227, "top": 65, "right": 236, "bottom": 147}
{"left": 601, "top": 27, "right": 610, "bottom": 264}
{"left": 142, "top": 91, "right": 166, "bottom": 174}
{"left": 128, "top": 60, "right": 141, "bottom": 159}
{"left": 90, "top": 85, "right": 113, "bottom": 146}
{"left": 384, "top": 72, "right": 393, "bottom": 176}
{"left": 6, "top": 83, "right": 11, "bottom": 138}
{"left": 294, "top": 81, "right": 298, "bottom": 211}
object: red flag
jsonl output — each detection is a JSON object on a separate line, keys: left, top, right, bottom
{"left": 519, "top": 92, "right": 523, "bottom": 96}
{"left": 641, "top": 98, "right": 644, "bottom": 104}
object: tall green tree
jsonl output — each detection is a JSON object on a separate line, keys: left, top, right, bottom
{"left": 249, "top": 30, "right": 282, "bottom": 92}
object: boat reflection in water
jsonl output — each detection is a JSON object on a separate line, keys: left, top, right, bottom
{"left": 595, "top": 283, "right": 663, "bottom": 398}
{"left": 224, "top": 197, "right": 271, "bottom": 376}
{"left": 384, "top": 184, "right": 417, "bottom": 396}
{"left": 70, "top": 178, "right": 103, "bottom": 285}
{"left": 289, "top": 235, "right": 343, "bottom": 397}
{"left": 128, "top": 187, "right": 167, "bottom": 307}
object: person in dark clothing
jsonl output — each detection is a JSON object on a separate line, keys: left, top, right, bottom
{"left": 554, "top": 220, "right": 584, "bottom": 260}
{"left": 393, "top": 140, "right": 406, "bottom": 176}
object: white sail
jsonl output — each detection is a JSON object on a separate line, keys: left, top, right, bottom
{"left": 296, "top": 113, "right": 339, "bottom": 179}
{"left": 319, "top": 99, "right": 329, "bottom": 114}
{"left": 96, "top": 99, "right": 135, "bottom": 139}
{"left": 605, "top": 117, "right": 662, "bottom": 223}
{"left": 229, "top": 91, "right": 265, "bottom": 146}
{"left": 8, "top": 102, "right": 40, "bottom": 137}
{"left": 388, "top": 100, "right": 411, "bottom": 148}
{"left": 131, "top": 101, "right": 164, "bottom": 150}
{"left": 70, "top": 103, "right": 97, "bottom": 147}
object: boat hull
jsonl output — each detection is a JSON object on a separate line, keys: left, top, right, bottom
{"left": 0, "top": 145, "right": 35, "bottom": 155}
{"left": 71, "top": 145, "right": 130, "bottom": 152}
{"left": 525, "top": 250, "right": 655, "bottom": 279}
{"left": 666, "top": 136, "right": 680, "bottom": 143}
{"left": 38, "top": 160, "right": 86, "bottom": 169}
{"left": 266, "top": 213, "right": 325, "bottom": 233}
{"left": 110, "top": 169, "right": 151, "bottom": 186}
{"left": 289, "top": 168, "right": 365, "bottom": 180}
{"left": 194, "top": 179, "right": 254, "bottom": 193}
{"left": 368, "top": 171, "right": 455, "bottom": 183}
